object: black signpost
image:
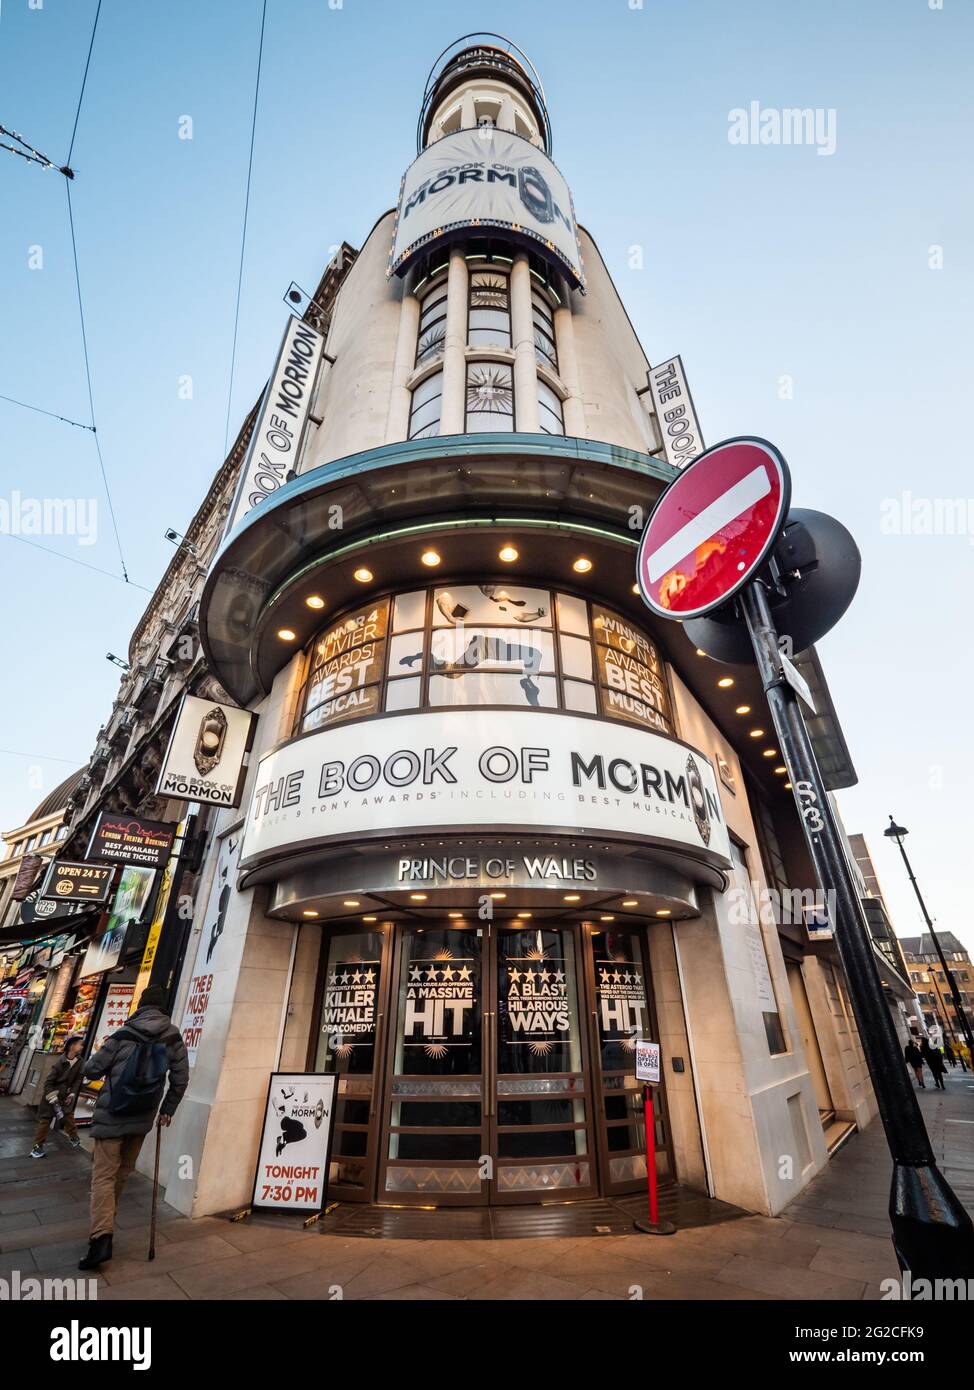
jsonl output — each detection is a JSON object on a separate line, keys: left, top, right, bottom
{"left": 636, "top": 437, "right": 974, "bottom": 1280}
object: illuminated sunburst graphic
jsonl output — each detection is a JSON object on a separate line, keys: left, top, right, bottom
{"left": 433, "top": 948, "right": 455, "bottom": 961}
{"left": 524, "top": 947, "right": 549, "bottom": 961}
{"left": 466, "top": 365, "right": 513, "bottom": 417}
{"left": 621, "top": 1035, "right": 638, "bottom": 1053}
{"left": 471, "top": 272, "right": 508, "bottom": 308}
{"left": 529, "top": 1040, "right": 554, "bottom": 1057}
{"left": 334, "top": 1042, "right": 354, "bottom": 1059}
{"left": 424, "top": 1043, "right": 449, "bottom": 1059}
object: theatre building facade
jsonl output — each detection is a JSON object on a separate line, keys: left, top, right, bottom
{"left": 155, "top": 37, "right": 876, "bottom": 1220}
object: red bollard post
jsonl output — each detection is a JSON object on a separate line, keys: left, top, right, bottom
{"left": 645, "top": 1085, "right": 659, "bottom": 1225}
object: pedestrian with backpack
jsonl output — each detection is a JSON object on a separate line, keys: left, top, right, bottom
{"left": 77, "top": 985, "right": 188, "bottom": 1271}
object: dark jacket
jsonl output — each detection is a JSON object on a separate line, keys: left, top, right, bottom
{"left": 83, "top": 1005, "right": 189, "bottom": 1139}
{"left": 38, "top": 1053, "right": 83, "bottom": 1121}
{"left": 904, "top": 1041, "right": 923, "bottom": 1068}
{"left": 921, "top": 1041, "right": 946, "bottom": 1077}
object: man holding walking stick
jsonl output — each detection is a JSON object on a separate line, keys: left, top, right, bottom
{"left": 76, "top": 985, "right": 188, "bottom": 1272}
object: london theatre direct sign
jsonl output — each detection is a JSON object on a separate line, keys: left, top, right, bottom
{"left": 240, "top": 709, "right": 731, "bottom": 872}
{"left": 251, "top": 1073, "right": 337, "bottom": 1214}
{"left": 389, "top": 129, "right": 584, "bottom": 289}
{"left": 156, "top": 694, "right": 256, "bottom": 808}
{"left": 87, "top": 813, "right": 176, "bottom": 870}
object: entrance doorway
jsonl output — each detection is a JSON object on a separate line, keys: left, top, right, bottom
{"left": 310, "top": 919, "right": 673, "bottom": 1206}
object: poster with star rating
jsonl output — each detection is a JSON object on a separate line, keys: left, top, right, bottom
{"left": 595, "top": 957, "right": 650, "bottom": 1063}
{"left": 402, "top": 953, "right": 478, "bottom": 1062}
{"left": 500, "top": 951, "right": 574, "bottom": 1060}
{"left": 321, "top": 959, "right": 381, "bottom": 1065}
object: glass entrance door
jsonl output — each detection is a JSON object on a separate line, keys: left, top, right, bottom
{"left": 313, "top": 923, "right": 393, "bottom": 1202}
{"left": 492, "top": 924, "right": 595, "bottom": 1202}
{"left": 379, "top": 923, "right": 487, "bottom": 1203}
{"left": 377, "top": 921, "right": 596, "bottom": 1205}
{"left": 585, "top": 924, "right": 674, "bottom": 1195}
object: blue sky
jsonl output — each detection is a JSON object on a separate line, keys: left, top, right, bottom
{"left": 1, "top": 0, "right": 971, "bottom": 946}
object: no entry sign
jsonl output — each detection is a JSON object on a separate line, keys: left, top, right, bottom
{"left": 636, "top": 437, "right": 790, "bottom": 619}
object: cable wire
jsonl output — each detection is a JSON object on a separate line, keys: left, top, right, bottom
{"left": 65, "top": 180, "right": 130, "bottom": 582}
{"left": 66, "top": 0, "right": 102, "bottom": 168}
{"left": 0, "top": 393, "right": 95, "bottom": 431}
{"left": 223, "top": 0, "right": 268, "bottom": 456}
{"left": 1, "top": 532, "right": 151, "bottom": 592}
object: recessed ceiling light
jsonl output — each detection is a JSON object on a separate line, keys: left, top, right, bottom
{"left": 305, "top": 595, "right": 325, "bottom": 610}
{"left": 421, "top": 549, "right": 441, "bottom": 567}
{"left": 783, "top": 781, "right": 793, "bottom": 790}
{"left": 302, "top": 910, "right": 319, "bottom": 918}
{"left": 409, "top": 892, "right": 427, "bottom": 900}
{"left": 564, "top": 893, "right": 581, "bottom": 902}
{"left": 277, "top": 628, "right": 297, "bottom": 641}
{"left": 632, "top": 583, "right": 640, "bottom": 595}
{"left": 448, "top": 912, "right": 463, "bottom": 919}
{"left": 572, "top": 557, "right": 593, "bottom": 573}
{"left": 717, "top": 677, "right": 734, "bottom": 688}
{"left": 353, "top": 567, "right": 373, "bottom": 583}
{"left": 490, "top": 892, "right": 506, "bottom": 900}
{"left": 696, "top": 648, "right": 707, "bottom": 656}
{"left": 622, "top": 899, "right": 638, "bottom": 908}
{"left": 600, "top": 915, "right": 615, "bottom": 921}
{"left": 655, "top": 908, "right": 672, "bottom": 917}
{"left": 342, "top": 899, "right": 360, "bottom": 907}
{"left": 735, "top": 704, "right": 751, "bottom": 715}
{"left": 517, "top": 912, "right": 532, "bottom": 919}
{"left": 749, "top": 729, "right": 764, "bottom": 738}
{"left": 774, "top": 766, "right": 787, "bottom": 775}
{"left": 498, "top": 545, "right": 519, "bottom": 563}
{"left": 362, "top": 915, "right": 377, "bottom": 922}
{"left": 762, "top": 749, "right": 777, "bottom": 758}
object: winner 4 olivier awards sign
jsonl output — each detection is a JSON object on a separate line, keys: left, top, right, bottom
{"left": 251, "top": 1073, "right": 337, "bottom": 1214}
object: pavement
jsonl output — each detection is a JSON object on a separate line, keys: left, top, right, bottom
{"left": 1, "top": 1068, "right": 972, "bottom": 1302}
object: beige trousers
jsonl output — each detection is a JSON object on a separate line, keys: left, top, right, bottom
{"left": 90, "top": 1134, "right": 145, "bottom": 1238}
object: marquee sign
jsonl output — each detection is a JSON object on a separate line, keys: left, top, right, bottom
{"left": 241, "top": 709, "right": 731, "bottom": 872}
{"left": 224, "top": 316, "right": 325, "bottom": 537}
{"left": 87, "top": 813, "right": 176, "bottom": 870}
{"left": 39, "top": 860, "right": 114, "bottom": 906}
{"left": 156, "top": 694, "right": 255, "bottom": 808}
{"left": 389, "top": 128, "right": 584, "bottom": 288}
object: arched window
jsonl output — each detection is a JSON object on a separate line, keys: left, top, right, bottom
{"left": 408, "top": 368, "right": 443, "bottom": 440}
{"left": 467, "top": 269, "right": 511, "bottom": 349}
{"left": 416, "top": 279, "right": 448, "bottom": 366}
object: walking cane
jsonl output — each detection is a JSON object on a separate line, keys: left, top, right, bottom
{"left": 148, "top": 1119, "right": 161, "bottom": 1261}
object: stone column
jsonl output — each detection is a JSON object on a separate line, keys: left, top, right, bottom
{"left": 385, "top": 267, "right": 420, "bottom": 443}
{"left": 511, "top": 252, "right": 540, "bottom": 432}
{"left": 460, "top": 91, "right": 476, "bottom": 131}
{"left": 553, "top": 274, "right": 585, "bottom": 438}
{"left": 438, "top": 245, "right": 469, "bottom": 436}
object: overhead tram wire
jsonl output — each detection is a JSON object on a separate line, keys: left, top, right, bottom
{"left": 60, "top": 0, "right": 133, "bottom": 587}
{"left": 223, "top": 0, "right": 269, "bottom": 457}
{"left": 0, "top": 393, "right": 94, "bottom": 431}
{"left": 2, "top": 532, "right": 151, "bottom": 594}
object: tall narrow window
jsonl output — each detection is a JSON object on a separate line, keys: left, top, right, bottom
{"left": 531, "top": 288, "right": 558, "bottom": 371}
{"left": 408, "top": 368, "right": 443, "bottom": 440}
{"left": 537, "top": 379, "right": 565, "bottom": 435}
{"left": 468, "top": 270, "right": 511, "bottom": 349}
{"left": 466, "top": 363, "right": 514, "bottom": 432}
{"left": 416, "top": 281, "right": 448, "bottom": 366}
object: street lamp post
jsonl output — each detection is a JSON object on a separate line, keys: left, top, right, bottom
{"left": 884, "top": 817, "right": 974, "bottom": 1061}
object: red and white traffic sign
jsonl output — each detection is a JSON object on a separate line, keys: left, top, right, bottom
{"left": 636, "top": 437, "right": 791, "bottom": 620}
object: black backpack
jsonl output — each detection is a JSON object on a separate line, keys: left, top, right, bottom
{"left": 107, "top": 1028, "right": 169, "bottom": 1117}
